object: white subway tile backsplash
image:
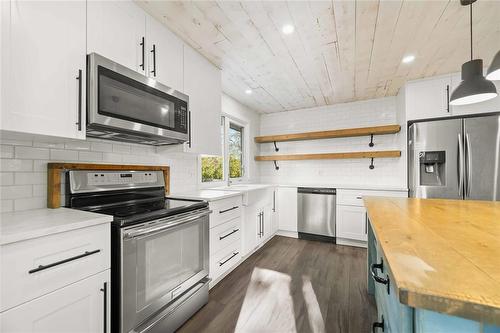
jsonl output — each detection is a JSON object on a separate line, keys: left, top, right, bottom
{"left": 15, "top": 146, "right": 50, "bottom": 160}
{"left": 112, "top": 144, "right": 131, "bottom": 154}
{"left": 1, "top": 134, "right": 200, "bottom": 212}
{"left": 90, "top": 141, "right": 113, "bottom": 152}
{"left": 79, "top": 151, "right": 103, "bottom": 162}
{"left": 33, "top": 141, "right": 65, "bottom": 149}
{"left": 50, "top": 149, "right": 79, "bottom": 161}
{"left": 1, "top": 200, "right": 13, "bottom": 212}
{"left": 1, "top": 159, "right": 33, "bottom": 172}
{"left": 14, "top": 197, "right": 46, "bottom": 211}
{"left": 1, "top": 185, "right": 32, "bottom": 199}
{"left": 14, "top": 172, "right": 47, "bottom": 185}
{"left": 64, "top": 141, "right": 91, "bottom": 151}
{"left": 1, "top": 173, "right": 14, "bottom": 186}
{"left": 0, "top": 145, "right": 14, "bottom": 158}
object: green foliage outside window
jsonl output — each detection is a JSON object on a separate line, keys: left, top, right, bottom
{"left": 201, "top": 156, "right": 223, "bottom": 182}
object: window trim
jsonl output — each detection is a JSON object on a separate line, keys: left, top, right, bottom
{"left": 224, "top": 115, "right": 248, "bottom": 183}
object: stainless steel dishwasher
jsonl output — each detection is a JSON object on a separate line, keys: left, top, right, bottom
{"left": 297, "top": 187, "right": 336, "bottom": 242}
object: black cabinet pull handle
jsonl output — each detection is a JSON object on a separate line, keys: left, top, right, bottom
{"left": 28, "top": 249, "right": 101, "bottom": 274}
{"left": 370, "top": 259, "right": 390, "bottom": 294}
{"left": 372, "top": 316, "right": 384, "bottom": 332}
{"left": 219, "top": 206, "right": 239, "bottom": 214}
{"left": 76, "top": 69, "right": 82, "bottom": 131}
{"left": 100, "top": 282, "right": 107, "bottom": 333}
{"left": 219, "top": 228, "right": 239, "bottom": 240}
{"left": 188, "top": 110, "right": 192, "bottom": 148}
{"left": 151, "top": 44, "right": 156, "bottom": 76}
{"left": 139, "top": 37, "right": 145, "bottom": 71}
{"left": 219, "top": 252, "right": 239, "bottom": 266}
{"left": 446, "top": 84, "right": 450, "bottom": 113}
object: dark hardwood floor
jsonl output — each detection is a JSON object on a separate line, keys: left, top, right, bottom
{"left": 178, "top": 236, "right": 376, "bottom": 333}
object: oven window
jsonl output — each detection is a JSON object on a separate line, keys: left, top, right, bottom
{"left": 97, "top": 66, "right": 187, "bottom": 132}
{"left": 135, "top": 220, "right": 204, "bottom": 310}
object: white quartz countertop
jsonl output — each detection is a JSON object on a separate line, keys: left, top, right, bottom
{"left": 275, "top": 183, "right": 408, "bottom": 191}
{"left": 211, "top": 184, "right": 273, "bottom": 192}
{"left": 0, "top": 208, "right": 112, "bottom": 245}
{"left": 167, "top": 189, "right": 243, "bottom": 202}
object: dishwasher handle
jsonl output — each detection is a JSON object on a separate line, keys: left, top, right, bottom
{"left": 298, "top": 187, "right": 336, "bottom": 195}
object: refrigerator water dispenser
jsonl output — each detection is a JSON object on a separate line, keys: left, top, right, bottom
{"left": 419, "top": 151, "right": 446, "bottom": 186}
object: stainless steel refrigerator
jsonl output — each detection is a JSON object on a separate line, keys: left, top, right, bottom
{"left": 409, "top": 114, "right": 500, "bottom": 201}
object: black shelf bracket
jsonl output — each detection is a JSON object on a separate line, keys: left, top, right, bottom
{"left": 273, "top": 160, "right": 280, "bottom": 170}
{"left": 369, "top": 158, "right": 375, "bottom": 170}
{"left": 369, "top": 134, "right": 374, "bottom": 147}
{"left": 273, "top": 141, "right": 279, "bottom": 152}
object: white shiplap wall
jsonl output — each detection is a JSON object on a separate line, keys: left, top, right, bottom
{"left": 258, "top": 97, "right": 407, "bottom": 188}
{"left": 0, "top": 138, "right": 198, "bottom": 212}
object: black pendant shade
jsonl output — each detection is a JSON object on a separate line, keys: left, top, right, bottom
{"left": 486, "top": 50, "right": 500, "bottom": 81}
{"left": 450, "top": 59, "right": 497, "bottom": 106}
{"left": 449, "top": 1, "right": 497, "bottom": 106}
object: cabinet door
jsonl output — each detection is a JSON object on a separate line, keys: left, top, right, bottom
{"left": 242, "top": 207, "right": 259, "bottom": 255}
{"left": 183, "top": 45, "right": 222, "bottom": 155}
{"left": 277, "top": 187, "right": 298, "bottom": 232}
{"left": 450, "top": 72, "right": 500, "bottom": 116}
{"left": 336, "top": 205, "right": 368, "bottom": 241}
{"left": 0, "top": 270, "right": 110, "bottom": 333}
{"left": 405, "top": 76, "right": 452, "bottom": 121}
{"left": 146, "top": 16, "right": 184, "bottom": 90}
{"left": 262, "top": 205, "right": 273, "bottom": 240}
{"left": 2, "top": 0, "right": 86, "bottom": 140}
{"left": 87, "top": 0, "right": 146, "bottom": 74}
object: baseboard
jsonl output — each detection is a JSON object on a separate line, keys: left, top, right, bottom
{"left": 336, "top": 237, "right": 367, "bottom": 248}
{"left": 276, "top": 230, "right": 298, "bottom": 238}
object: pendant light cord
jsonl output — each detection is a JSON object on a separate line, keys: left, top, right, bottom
{"left": 470, "top": 3, "right": 473, "bottom": 60}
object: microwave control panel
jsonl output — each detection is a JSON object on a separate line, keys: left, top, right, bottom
{"left": 175, "top": 103, "right": 188, "bottom": 133}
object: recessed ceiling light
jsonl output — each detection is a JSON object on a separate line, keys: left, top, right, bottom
{"left": 245, "top": 89, "right": 252, "bottom": 95}
{"left": 402, "top": 55, "right": 416, "bottom": 64}
{"left": 282, "top": 24, "right": 295, "bottom": 35}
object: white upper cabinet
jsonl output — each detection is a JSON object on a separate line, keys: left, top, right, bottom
{"left": 405, "top": 75, "right": 452, "bottom": 121}
{"left": 183, "top": 45, "right": 222, "bottom": 155}
{"left": 450, "top": 72, "right": 500, "bottom": 116}
{"left": 146, "top": 16, "right": 184, "bottom": 90}
{"left": 87, "top": 1, "right": 146, "bottom": 75}
{"left": 1, "top": 0, "right": 86, "bottom": 140}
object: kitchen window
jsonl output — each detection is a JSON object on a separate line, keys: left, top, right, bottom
{"left": 200, "top": 116, "right": 247, "bottom": 185}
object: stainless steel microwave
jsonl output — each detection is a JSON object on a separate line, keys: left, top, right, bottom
{"left": 87, "top": 53, "right": 189, "bottom": 146}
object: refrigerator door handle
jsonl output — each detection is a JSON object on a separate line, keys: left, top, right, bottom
{"left": 458, "top": 134, "right": 464, "bottom": 197}
{"left": 465, "top": 133, "right": 472, "bottom": 197}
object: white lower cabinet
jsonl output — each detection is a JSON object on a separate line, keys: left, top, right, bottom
{"left": 1, "top": 270, "right": 110, "bottom": 333}
{"left": 0, "top": 222, "right": 112, "bottom": 332}
{"left": 336, "top": 189, "right": 407, "bottom": 247}
{"left": 276, "top": 187, "right": 298, "bottom": 233}
{"left": 208, "top": 196, "right": 243, "bottom": 285}
{"left": 336, "top": 205, "right": 368, "bottom": 241}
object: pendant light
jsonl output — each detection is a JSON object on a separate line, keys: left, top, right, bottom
{"left": 449, "top": 0, "right": 497, "bottom": 106}
{"left": 486, "top": 50, "right": 500, "bottom": 80}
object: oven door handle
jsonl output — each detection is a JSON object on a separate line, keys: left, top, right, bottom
{"left": 124, "top": 210, "right": 212, "bottom": 239}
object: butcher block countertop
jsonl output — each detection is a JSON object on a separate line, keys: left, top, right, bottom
{"left": 364, "top": 197, "right": 500, "bottom": 325}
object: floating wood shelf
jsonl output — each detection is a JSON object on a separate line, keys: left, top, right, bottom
{"left": 47, "top": 163, "right": 170, "bottom": 208}
{"left": 254, "top": 124, "right": 401, "bottom": 143}
{"left": 255, "top": 150, "right": 401, "bottom": 161}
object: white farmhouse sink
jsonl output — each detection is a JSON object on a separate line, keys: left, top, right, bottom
{"left": 211, "top": 184, "right": 273, "bottom": 206}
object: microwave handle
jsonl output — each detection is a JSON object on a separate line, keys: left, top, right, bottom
{"left": 188, "top": 110, "right": 192, "bottom": 148}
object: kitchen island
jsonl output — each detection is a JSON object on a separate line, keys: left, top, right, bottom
{"left": 364, "top": 197, "right": 500, "bottom": 332}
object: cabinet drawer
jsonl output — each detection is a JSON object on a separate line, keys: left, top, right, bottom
{"left": 210, "top": 217, "right": 241, "bottom": 255}
{"left": 1, "top": 270, "right": 109, "bottom": 333}
{"left": 337, "top": 189, "right": 407, "bottom": 206}
{"left": 209, "top": 240, "right": 241, "bottom": 282}
{"left": 1, "top": 223, "right": 110, "bottom": 312}
{"left": 209, "top": 196, "right": 242, "bottom": 228}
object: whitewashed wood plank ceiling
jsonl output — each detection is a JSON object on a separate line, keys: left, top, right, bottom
{"left": 136, "top": 0, "right": 500, "bottom": 113}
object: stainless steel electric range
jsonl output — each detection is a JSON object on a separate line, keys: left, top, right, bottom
{"left": 66, "top": 170, "right": 210, "bottom": 333}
